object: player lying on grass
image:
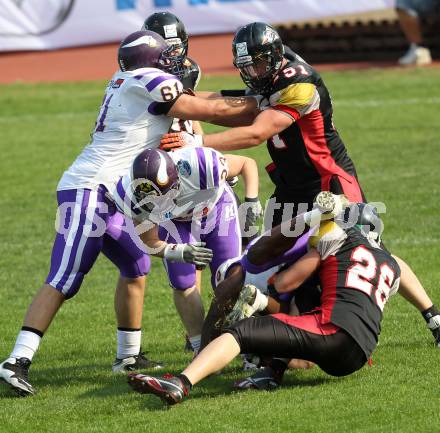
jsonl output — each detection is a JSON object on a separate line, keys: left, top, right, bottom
{"left": 0, "top": 30, "right": 260, "bottom": 397}
{"left": 160, "top": 22, "right": 440, "bottom": 347}
{"left": 112, "top": 146, "right": 261, "bottom": 356}
{"left": 127, "top": 193, "right": 402, "bottom": 405}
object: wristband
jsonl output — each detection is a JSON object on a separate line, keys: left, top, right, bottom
{"left": 245, "top": 197, "right": 259, "bottom": 202}
{"left": 163, "top": 244, "right": 185, "bottom": 262}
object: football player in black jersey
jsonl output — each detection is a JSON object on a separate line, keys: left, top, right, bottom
{"left": 126, "top": 197, "right": 403, "bottom": 405}
{"left": 160, "top": 22, "right": 440, "bottom": 348}
{"left": 142, "top": 11, "right": 202, "bottom": 135}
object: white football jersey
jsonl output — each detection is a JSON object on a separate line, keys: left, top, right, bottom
{"left": 169, "top": 146, "right": 228, "bottom": 221}
{"left": 111, "top": 146, "right": 229, "bottom": 223}
{"left": 57, "top": 67, "right": 183, "bottom": 192}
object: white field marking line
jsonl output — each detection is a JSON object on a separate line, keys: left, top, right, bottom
{"left": 0, "top": 111, "right": 96, "bottom": 122}
{"left": 334, "top": 97, "right": 440, "bottom": 108}
{"left": 386, "top": 237, "right": 440, "bottom": 246}
{"left": 1, "top": 97, "right": 440, "bottom": 122}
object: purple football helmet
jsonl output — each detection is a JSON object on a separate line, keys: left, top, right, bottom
{"left": 129, "top": 149, "right": 180, "bottom": 221}
{"left": 118, "top": 30, "right": 184, "bottom": 78}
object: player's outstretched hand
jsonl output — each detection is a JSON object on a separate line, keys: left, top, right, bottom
{"left": 160, "top": 132, "right": 203, "bottom": 151}
{"left": 183, "top": 242, "right": 213, "bottom": 268}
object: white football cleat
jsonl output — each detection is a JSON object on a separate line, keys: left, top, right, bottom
{"left": 314, "top": 191, "right": 349, "bottom": 220}
{"left": 225, "top": 284, "right": 261, "bottom": 326}
{"left": 0, "top": 357, "right": 35, "bottom": 397}
{"left": 427, "top": 314, "right": 440, "bottom": 348}
{"left": 398, "top": 45, "right": 432, "bottom": 66}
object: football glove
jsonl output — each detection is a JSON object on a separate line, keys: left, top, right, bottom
{"left": 244, "top": 197, "right": 263, "bottom": 229}
{"left": 164, "top": 242, "right": 213, "bottom": 268}
{"left": 160, "top": 132, "right": 203, "bottom": 152}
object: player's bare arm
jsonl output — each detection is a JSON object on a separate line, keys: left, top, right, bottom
{"left": 138, "top": 221, "right": 213, "bottom": 267}
{"left": 224, "top": 154, "right": 259, "bottom": 199}
{"left": 273, "top": 249, "right": 321, "bottom": 293}
{"left": 167, "top": 93, "right": 258, "bottom": 127}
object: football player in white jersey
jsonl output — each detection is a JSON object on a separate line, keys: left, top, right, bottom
{"left": 0, "top": 30, "right": 259, "bottom": 397}
{"left": 112, "top": 145, "right": 260, "bottom": 355}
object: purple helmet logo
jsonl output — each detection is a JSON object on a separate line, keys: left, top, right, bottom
{"left": 118, "top": 30, "right": 185, "bottom": 78}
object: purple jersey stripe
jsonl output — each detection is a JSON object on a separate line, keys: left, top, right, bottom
{"left": 134, "top": 70, "right": 161, "bottom": 80}
{"left": 196, "top": 148, "right": 207, "bottom": 190}
{"left": 146, "top": 75, "right": 173, "bottom": 92}
{"left": 211, "top": 150, "right": 219, "bottom": 187}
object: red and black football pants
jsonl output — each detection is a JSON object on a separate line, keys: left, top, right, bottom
{"left": 225, "top": 313, "right": 367, "bottom": 377}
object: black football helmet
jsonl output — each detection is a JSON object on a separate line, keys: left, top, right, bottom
{"left": 142, "top": 12, "right": 188, "bottom": 59}
{"left": 337, "top": 203, "right": 384, "bottom": 242}
{"left": 232, "top": 22, "right": 284, "bottom": 95}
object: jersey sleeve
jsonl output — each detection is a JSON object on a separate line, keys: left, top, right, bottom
{"left": 269, "top": 82, "right": 320, "bottom": 121}
{"left": 309, "top": 221, "right": 347, "bottom": 260}
{"left": 145, "top": 74, "right": 183, "bottom": 103}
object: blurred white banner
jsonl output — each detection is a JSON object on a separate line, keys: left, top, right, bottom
{"left": 0, "top": 0, "right": 394, "bottom": 51}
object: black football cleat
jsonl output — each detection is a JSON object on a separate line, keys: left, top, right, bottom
{"left": 427, "top": 315, "right": 440, "bottom": 348}
{"left": 128, "top": 373, "right": 188, "bottom": 405}
{"left": 112, "top": 350, "right": 164, "bottom": 373}
{"left": 233, "top": 366, "right": 281, "bottom": 391}
{"left": 0, "top": 357, "right": 35, "bottom": 397}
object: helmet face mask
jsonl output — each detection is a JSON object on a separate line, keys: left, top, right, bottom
{"left": 128, "top": 149, "right": 180, "bottom": 223}
{"left": 158, "top": 44, "right": 185, "bottom": 79}
{"left": 232, "top": 22, "right": 284, "bottom": 94}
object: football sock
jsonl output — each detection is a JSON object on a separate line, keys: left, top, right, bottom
{"left": 421, "top": 305, "right": 440, "bottom": 323}
{"left": 117, "top": 328, "right": 141, "bottom": 359}
{"left": 177, "top": 373, "right": 193, "bottom": 391}
{"left": 189, "top": 335, "right": 201, "bottom": 355}
{"left": 303, "top": 208, "right": 323, "bottom": 227}
{"left": 11, "top": 328, "right": 43, "bottom": 361}
{"left": 252, "top": 288, "right": 269, "bottom": 312}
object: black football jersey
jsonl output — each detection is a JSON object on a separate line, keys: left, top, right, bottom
{"left": 265, "top": 56, "right": 357, "bottom": 196}
{"left": 180, "top": 57, "right": 201, "bottom": 91}
{"left": 310, "top": 222, "right": 401, "bottom": 358}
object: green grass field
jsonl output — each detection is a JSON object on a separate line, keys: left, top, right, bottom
{"left": 0, "top": 68, "right": 439, "bottom": 433}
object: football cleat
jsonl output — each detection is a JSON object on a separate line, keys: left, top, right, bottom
{"left": 427, "top": 314, "right": 440, "bottom": 348}
{"left": 0, "top": 357, "right": 35, "bottom": 397}
{"left": 225, "top": 284, "right": 259, "bottom": 326}
{"left": 233, "top": 366, "right": 281, "bottom": 391}
{"left": 314, "top": 191, "right": 349, "bottom": 220}
{"left": 127, "top": 373, "right": 188, "bottom": 405}
{"left": 112, "top": 351, "right": 164, "bottom": 373}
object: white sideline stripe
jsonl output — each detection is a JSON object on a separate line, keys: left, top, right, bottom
{"left": 62, "top": 190, "right": 99, "bottom": 294}
{"left": 1, "top": 97, "right": 440, "bottom": 122}
{"left": 49, "top": 189, "right": 84, "bottom": 288}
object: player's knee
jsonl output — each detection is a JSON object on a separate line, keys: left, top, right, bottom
{"left": 173, "top": 285, "right": 197, "bottom": 296}
{"left": 49, "top": 272, "right": 85, "bottom": 300}
{"left": 170, "top": 275, "right": 197, "bottom": 291}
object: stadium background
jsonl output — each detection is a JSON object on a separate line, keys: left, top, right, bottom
{"left": 0, "top": 1, "right": 439, "bottom": 432}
